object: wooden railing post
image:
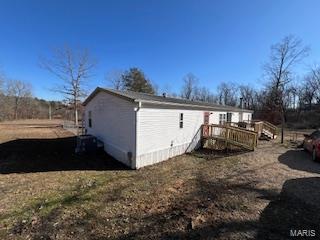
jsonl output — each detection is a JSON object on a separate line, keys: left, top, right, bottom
{"left": 225, "top": 127, "right": 230, "bottom": 150}
{"left": 201, "top": 124, "right": 204, "bottom": 138}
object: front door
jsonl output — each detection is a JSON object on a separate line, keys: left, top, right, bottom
{"left": 204, "top": 112, "right": 209, "bottom": 124}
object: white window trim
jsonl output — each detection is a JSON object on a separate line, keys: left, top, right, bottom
{"left": 219, "top": 113, "right": 226, "bottom": 125}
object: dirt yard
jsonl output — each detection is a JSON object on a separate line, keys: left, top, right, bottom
{"left": 1, "top": 120, "right": 320, "bottom": 240}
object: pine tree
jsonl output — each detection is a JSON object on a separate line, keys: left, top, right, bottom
{"left": 122, "top": 68, "right": 155, "bottom": 94}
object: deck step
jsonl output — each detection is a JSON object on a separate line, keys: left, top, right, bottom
{"left": 262, "top": 129, "right": 274, "bottom": 138}
{"left": 259, "top": 133, "right": 271, "bottom": 141}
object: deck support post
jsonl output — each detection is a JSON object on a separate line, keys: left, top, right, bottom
{"left": 224, "top": 127, "right": 230, "bottom": 151}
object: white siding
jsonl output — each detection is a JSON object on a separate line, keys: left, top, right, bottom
{"left": 231, "top": 112, "right": 240, "bottom": 123}
{"left": 242, "top": 112, "right": 252, "bottom": 122}
{"left": 85, "top": 92, "right": 136, "bottom": 167}
{"left": 208, "top": 111, "right": 240, "bottom": 124}
{"left": 136, "top": 108, "right": 244, "bottom": 168}
{"left": 84, "top": 90, "right": 253, "bottom": 169}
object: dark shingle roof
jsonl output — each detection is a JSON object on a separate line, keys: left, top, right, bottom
{"left": 83, "top": 87, "right": 253, "bottom": 112}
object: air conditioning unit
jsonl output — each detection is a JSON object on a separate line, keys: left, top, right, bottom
{"left": 75, "top": 135, "right": 104, "bottom": 154}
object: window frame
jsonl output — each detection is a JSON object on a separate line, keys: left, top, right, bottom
{"left": 226, "top": 112, "right": 232, "bottom": 122}
{"left": 179, "top": 113, "right": 184, "bottom": 129}
{"left": 219, "top": 113, "right": 226, "bottom": 125}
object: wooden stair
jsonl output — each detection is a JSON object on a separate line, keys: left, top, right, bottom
{"left": 225, "top": 120, "right": 278, "bottom": 141}
{"left": 201, "top": 121, "right": 277, "bottom": 152}
{"left": 253, "top": 120, "right": 278, "bottom": 140}
{"left": 260, "top": 129, "right": 273, "bottom": 141}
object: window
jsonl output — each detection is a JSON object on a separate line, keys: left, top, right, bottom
{"left": 88, "top": 111, "right": 92, "bottom": 128}
{"left": 227, "top": 112, "right": 232, "bottom": 122}
{"left": 219, "top": 114, "right": 226, "bottom": 125}
{"left": 179, "top": 113, "right": 183, "bottom": 128}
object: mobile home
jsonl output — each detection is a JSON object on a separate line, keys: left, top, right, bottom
{"left": 83, "top": 87, "right": 253, "bottom": 169}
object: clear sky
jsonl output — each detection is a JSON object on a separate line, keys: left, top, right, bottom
{"left": 0, "top": 0, "right": 319, "bottom": 100}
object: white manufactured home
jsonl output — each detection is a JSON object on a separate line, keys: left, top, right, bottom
{"left": 83, "top": 87, "right": 253, "bottom": 169}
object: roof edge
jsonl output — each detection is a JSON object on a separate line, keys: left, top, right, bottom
{"left": 83, "top": 87, "right": 254, "bottom": 113}
{"left": 82, "top": 87, "right": 135, "bottom": 106}
{"left": 135, "top": 99, "right": 254, "bottom": 113}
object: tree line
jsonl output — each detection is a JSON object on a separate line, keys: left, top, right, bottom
{"left": 105, "top": 36, "right": 315, "bottom": 116}
{"left": 105, "top": 35, "right": 318, "bottom": 143}
{"left": 0, "top": 76, "right": 69, "bottom": 121}
{"left": 1, "top": 36, "right": 319, "bottom": 142}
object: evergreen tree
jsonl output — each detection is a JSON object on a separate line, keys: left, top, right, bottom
{"left": 122, "top": 68, "right": 155, "bottom": 94}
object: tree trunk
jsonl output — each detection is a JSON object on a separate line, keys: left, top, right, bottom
{"left": 309, "top": 99, "right": 312, "bottom": 110}
{"left": 281, "top": 116, "right": 284, "bottom": 144}
{"left": 281, "top": 106, "right": 285, "bottom": 144}
{"left": 14, "top": 97, "right": 18, "bottom": 120}
{"left": 48, "top": 103, "right": 52, "bottom": 120}
{"left": 74, "top": 102, "right": 78, "bottom": 127}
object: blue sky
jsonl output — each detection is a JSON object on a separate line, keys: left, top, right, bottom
{"left": 0, "top": 0, "right": 319, "bottom": 100}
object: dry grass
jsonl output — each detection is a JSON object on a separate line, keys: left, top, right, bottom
{"left": 0, "top": 121, "right": 320, "bottom": 239}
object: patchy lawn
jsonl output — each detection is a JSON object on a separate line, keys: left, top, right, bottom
{"left": 0, "top": 120, "right": 320, "bottom": 239}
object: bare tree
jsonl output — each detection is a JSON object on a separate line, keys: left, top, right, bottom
{"left": 181, "top": 73, "right": 198, "bottom": 100}
{"left": 6, "top": 80, "right": 32, "bottom": 120}
{"left": 264, "top": 35, "right": 309, "bottom": 143}
{"left": 217, "top": 82, "right": 238, "bottom": 106}
{"left": 0, "top": 73, "right": 6, "bottom": 120}
{"left": 105, "top": 69, "right": 124, "bottom": 90}
{"left": 40, "top": 46, "right": 95, "bottom": 126}
{"left": 160, "top": 83, "right": 177, "bottom": 97}
{"left": 193, "top": 86, "right": 217, "bottom": 103}
{"left": 309, "top": 65, "right": 320, "bottom": 103}
{"left": 239, "top": 85, "right": 256, "bottom": 109}
{"left": 0, "top": 79, "right": 3, "bottom": 94}
{"left": 298, "top": 75, "right": 317, "bottom": 109}
{"left": 0, "top": 70, "right": 5, "bottom": 94}
{"left": 283, "top": 84, "right": 298, "bottom": 109}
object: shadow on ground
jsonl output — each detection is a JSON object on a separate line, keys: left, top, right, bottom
{"left": 257, "top": 177, "right": 320, "bottom": 239}
{"left": 191, "top": 147, "right": 250, "bottom": 161}
{"left": 0, "top": 137, "right": 129, "bottom": 174}
{"left": 116, "top": 177, "right": 320, "bottom": 240}
{"left": 5, "top": 145, "right": 320, "bottom": 239}
{"left": 278, "top": 149, "right": 320, "bottom": 174}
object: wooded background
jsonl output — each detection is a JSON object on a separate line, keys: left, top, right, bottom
{"left": 1, "top": 36, "right": 320, "bottom": 131}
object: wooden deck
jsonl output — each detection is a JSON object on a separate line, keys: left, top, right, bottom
{"left": 201, "top": 120, "right": 277, "bottom": 151}
{"left": 202, "top": 124, "right": 258, "bottom": 151}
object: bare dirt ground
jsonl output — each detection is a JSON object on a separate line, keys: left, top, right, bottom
{"left": 0, "top": 120, "right": 320, "bottom": 240}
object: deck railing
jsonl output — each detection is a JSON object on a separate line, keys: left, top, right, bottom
{"left": 225, "top": 121, "right": 255, "bottom": 131}
{"left": 252, "top": 120, "right": 278, "bottom": 138}
{"left": 227, "top": 120, "right": 278, "bottom": 139}
{"left": 202, "top": 124, "right": 258, "bottom": 151}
